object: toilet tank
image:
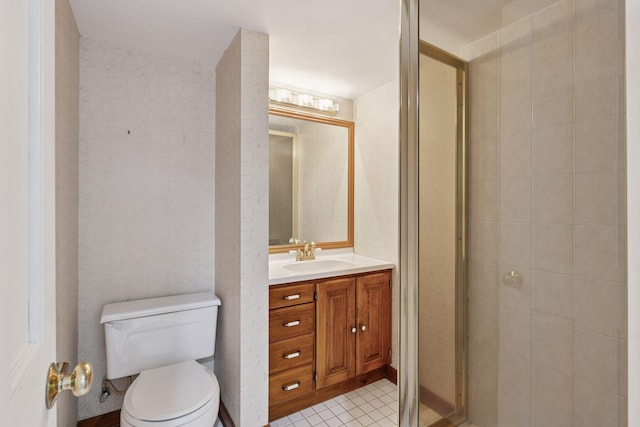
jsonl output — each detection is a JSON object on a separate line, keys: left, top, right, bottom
{"left": 100, "top": 292, "right": 221, "bottom": 379}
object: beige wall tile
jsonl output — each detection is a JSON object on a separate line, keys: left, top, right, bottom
{"left": 575, "top": 0, "right": 620, "bottom": 16}
{"left": 500, "top": 131, "right": 532, "bottom": 178}
{"left": 498, "top": 393, "right": 530, "bottom": 427}
{"left": 532, "top": 365, "right": 573, "bottom": 426}
{"left": 470, "top": 300, "right": 499, "bottom": 348}
{"left": 469, "top": 261, "right": 499, "bottom": 305}
{"left": 500, "top": 309, "right": 531, "bottom": 360}
{"left": 575, "top": 67, "right": 622, "bottom": 122}
{"left": 532, "top": 0, "right": 573, "bottom": 35}
{"left": 574, "top": 381, "right": 620, "bottom": 427}
{"left": 532, "top": 224, "right": 573, "bottom": 275}
{"left": 575, "top": 225, "right": 627, "bottom": 283}
{"left": 470, "top": 67, "right": 498, "bottom": 102}
{"left": 532, "top": 29, "right": 572, "bottom": 71}
{"left": 575, "top": 117, "right": 621, "bottom": 173}
{"left": 618, "top": 171, "right": 627, "bottom": 225}
{"left": 469, "top": 138, "right": 498, "bottom": 181}
{"left": 532, "top": 125, "right": 572, "bottom": 176}
{"left": 532, "top": 271, "right": 574, "bottom": 320}
{"left": 532, "top": 65, "right": 572, "bottom": 102}
{"left": 575, "top": 172, "right": 619, "bottom": 226}
{"left": 470, "top": 98, "right": 499, "bottom": 141}
{"left": 469, "top": 222, "right": 498, "bottom": 263}
{"left": 500, "top": 223, "right": 532, "bottom": 268}
{"left": 501, "top": 48, "right": 531, "bottom": 95}
{"left": 533, "top": 90, "right": 573, "bottom": 128}
{"left": 470, "top": 179, "right": 498, "bottom": 222}
{"left": 575, "top": 330, "right": 624, "bottom": 395}
{"left": 575, "top": 7, "right": 624, "bottom": 71}
{"left": 532, "top": 175, "right": 573, "bottom": 225}
{"left": 575, "top": 277, "right": 626, "bottom": 338}
{"left": 500, "top": 178, "right": 532, "bottom": 223}
{"left": 533, "top": 410, "right": 570, "bottom": 427}
{"left": 499, "top": 352, "right": 531, "bottom": 404}
{"left": 500, "top": 87, "right": 533, "bottom": 135}
{"left": 532, "top": 318, "right": 573, "bottom": 374}
{"left": 469, "top": 341, "right": 499, "bottom": 427}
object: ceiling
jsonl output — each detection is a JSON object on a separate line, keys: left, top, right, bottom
{"left": 69, "top": 0, "right": 400, "bottom": 100}
{"left": 69, "top": 1, "right": 538, "bottom": 100}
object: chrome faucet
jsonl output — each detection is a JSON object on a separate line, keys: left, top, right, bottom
{"left": 296, "top": 240, "right": 316, "bottom": 261}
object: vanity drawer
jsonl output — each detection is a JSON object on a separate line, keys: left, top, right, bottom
{"left": 269, "top": 364, "right": 314, "bottom": 405}
{"left": 269, "top": 332, "right": 314, "bottom": 374}
{"left": 269, "top": 282, "right": 315, "bottom": 309}
{"left": 269, "top": 303, "right": 315, "bottom": 342}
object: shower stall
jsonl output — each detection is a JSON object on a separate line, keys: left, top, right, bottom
{"left": 400, "top": 0, "right": 628, "bottom": 426}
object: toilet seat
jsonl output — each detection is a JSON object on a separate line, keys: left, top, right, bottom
{"left": 120, "top": 361, "right": 219, "bottom": 427}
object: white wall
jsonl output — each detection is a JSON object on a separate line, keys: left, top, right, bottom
{"left": 626, "top": 0, "right": 639, "bottom": 424}
{"left": 214, "top": 29, "right": 269, "bottom": 426}
{"left": 55, "top": 0, "right": 79, "bottom": 425}
{"left": 77, "top": 38, "right": 215, "bottom": 420}
{"left": 354, "top": 80, "right": 400, "bottom": 368}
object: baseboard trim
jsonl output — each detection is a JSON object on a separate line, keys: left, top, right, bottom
{"left": 219, "top": 399, "right": 235, "bottom": 427}
{"left": 385, "top": 364, "right": 397, "bottom": 385}
{"left": 419, "top": 384, "right": 455, "bottom": 418}
{"left": 77, "top": 410, "right": 120, "bottom": 427}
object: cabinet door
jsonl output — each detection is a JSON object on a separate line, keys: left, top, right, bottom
{"left": 356, "top": 271, "right": 392, "bottom": 375}
{"left": 316, "top": 277, "right": 356, "bottom": 389}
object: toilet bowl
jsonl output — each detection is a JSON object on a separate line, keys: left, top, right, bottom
{"left": 120, "top": 361, "right": 219, "bottom": 427}
{"left": 101, "top": 292, "right": 221, "bottom": 427}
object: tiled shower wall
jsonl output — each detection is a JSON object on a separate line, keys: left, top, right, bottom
{"left": 466, "top": 0, "right": 627, "bottom": 426}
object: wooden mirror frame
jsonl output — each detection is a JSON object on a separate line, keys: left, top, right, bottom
{"left": 268, "top": 106, "right": 354, "bottom": 254}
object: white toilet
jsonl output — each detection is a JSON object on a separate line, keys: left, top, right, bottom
{"left": 100, "top": 292, "right": 221, "bottom": 427}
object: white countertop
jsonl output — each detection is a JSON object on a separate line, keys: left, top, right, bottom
{"left": 269, "top": 248, "right": 395, "bottom": 286}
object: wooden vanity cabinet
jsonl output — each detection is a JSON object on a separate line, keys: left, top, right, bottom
{"left": 268, "top": 269, "right": 392, "bottom": 420}
{"left": 268, "top": 281, "right": 316, "bottom": 407}
{"left": 355, "top": 271, "right": 392, "bottom": 375}
{"left": 316, "top": 270, "right": 392, "bottom": 389}
{"left": 315, "top": 276, "right": 356, "bottom": 388}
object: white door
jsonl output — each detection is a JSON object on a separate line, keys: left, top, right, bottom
{"left": 1, "top": 0, "right": 57, "bottom": 425}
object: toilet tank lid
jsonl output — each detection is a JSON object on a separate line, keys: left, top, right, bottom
{"left": 100, "top": 292, "right": 221, "bottom": 324}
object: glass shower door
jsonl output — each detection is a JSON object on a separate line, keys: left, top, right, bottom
{"left": 418, "top": 45, "right": 467, "bottom": 427}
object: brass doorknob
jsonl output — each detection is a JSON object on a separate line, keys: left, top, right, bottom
{"left": 46, "top": 362, "right": 93, "bottom": 409}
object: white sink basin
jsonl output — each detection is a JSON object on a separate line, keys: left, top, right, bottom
{"left": 283, "top": 259, "right": 357, "bottom": 274}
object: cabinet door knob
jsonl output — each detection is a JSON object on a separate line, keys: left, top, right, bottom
{"left": 282, "top": 381, "right": 300, "bottom": 391}
{"left": 351, "top": 327, "right": 357, "bottom": 334}
{"left": 360, "top": 324, "right": 367, "bottom": 332}
{"left": 283, "top": 320, "right": 300, "bottom": 327}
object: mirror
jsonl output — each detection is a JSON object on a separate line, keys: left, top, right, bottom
{"left": 269, "top": 107, "right": 354, "bottom": 253}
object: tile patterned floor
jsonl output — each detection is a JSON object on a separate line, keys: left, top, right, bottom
{"left": 270, "top": 378, "right": 398, "bottom": 427}
{"left": 269, "top": 378, "right": 480, "bottom": 427}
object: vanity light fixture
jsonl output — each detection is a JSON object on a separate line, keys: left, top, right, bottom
{"left": 269, "top": 86, "right": 340, "bottom": 115}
